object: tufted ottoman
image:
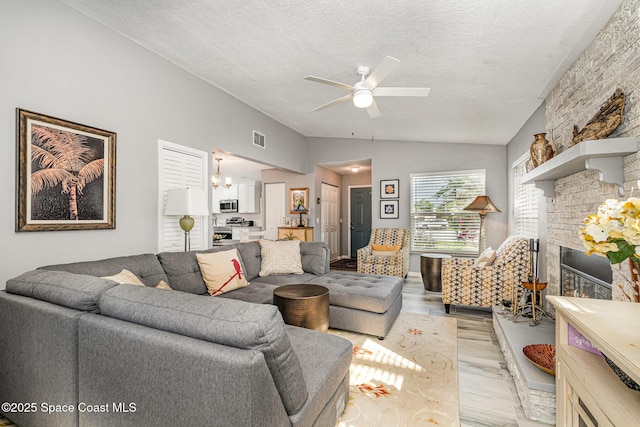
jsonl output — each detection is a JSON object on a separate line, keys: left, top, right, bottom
{"left": 306, "top": 271, "right": 403, "bottom": 339}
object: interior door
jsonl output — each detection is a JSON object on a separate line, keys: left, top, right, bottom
{"left": 350, "top": 186, "right": 372, "bottom": 258}
{"left": 321, "top": 183, "right": 339, "bottom": 260}
{"left": 264, "top": 182, "right": 285, "bottom": 240}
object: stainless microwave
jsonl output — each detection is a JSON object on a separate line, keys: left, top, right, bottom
{"left": 219, "top": 199, "right": 238, "bottom": 213}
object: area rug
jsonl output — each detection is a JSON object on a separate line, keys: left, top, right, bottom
{"left": 331, "top": 312, "right": 459, "bottom": 426}
{"left": 330, "top": 258, "right": 358, "bottom": 272}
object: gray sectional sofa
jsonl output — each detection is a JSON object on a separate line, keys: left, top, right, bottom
{"left": 0, "top": 241, "right": 403, "bottom": 427}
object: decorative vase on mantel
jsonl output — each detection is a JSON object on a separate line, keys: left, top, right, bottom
{"left": 529, "top": 133, "right": 558, "bottom": 168}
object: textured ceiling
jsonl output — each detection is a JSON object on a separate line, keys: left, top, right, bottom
{"left": 61, "top": 0, "right": 622, "bottom": 145}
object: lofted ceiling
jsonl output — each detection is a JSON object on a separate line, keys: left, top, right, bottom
{"left": 61, "top": 0, "right": 622, "bottom": 145}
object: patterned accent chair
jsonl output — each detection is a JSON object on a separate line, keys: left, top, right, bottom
{"left": 357, "top": 228, "right": 410, "bottom": 278}
{"left": 440, "top": 236, "right": 530, "bottom": 313}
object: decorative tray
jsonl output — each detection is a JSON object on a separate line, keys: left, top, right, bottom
{"left": 523, "top": 344, "right": 555, "bottom": 376}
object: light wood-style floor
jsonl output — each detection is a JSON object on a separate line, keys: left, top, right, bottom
{"left": 402, "top": 276, "right": 552, "bottom": 427}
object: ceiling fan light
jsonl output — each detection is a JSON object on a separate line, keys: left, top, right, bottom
{"left": 353, "top": 89, "right": 373, "bottom": 108}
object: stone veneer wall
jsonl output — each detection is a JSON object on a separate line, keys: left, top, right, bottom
{"left": 544, "top": 0, "right": 640, "bottom": 302}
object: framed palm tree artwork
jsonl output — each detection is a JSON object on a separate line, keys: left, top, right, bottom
{"left": 16, "top": 109, "right": 116, "bottom": 231}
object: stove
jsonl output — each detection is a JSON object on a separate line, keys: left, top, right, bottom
{"left": 226, "top": 217, "right": 254, "bottom": 227}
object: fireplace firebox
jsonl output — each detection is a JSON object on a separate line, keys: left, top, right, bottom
{"left": 560, "top": 247, "right": 612, "bottom": 299}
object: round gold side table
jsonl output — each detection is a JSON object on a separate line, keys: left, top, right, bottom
{"left": 273, "top": 284, "right": 329, "bottom": 332}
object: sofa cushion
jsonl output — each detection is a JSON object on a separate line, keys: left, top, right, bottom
{"left": 157, "top": 247, "right": 249, "bottom": 295}
{"left": 39, "top": 254, "right": 168, "bottom": 288}
{"left": 285, "top": 325, "right": 352, "bottom": 427}
{"left": 299, "top": 242, "right": 329, "bottom": 275}
{"left": 217, "top": 282, "right": 280, "bottom": 304}
{"left": 234, "top": 242, "right": 262, "bottom": 281}
{"left": 6, "top": 270, "right": 117, "bottom": 313}
{"left": 98, "top": 285, "right": 308, "bottom": 415}
{"left": 306, "top": 271, "right": 403, "bottom": 314}
{"left": 259, "top": 240, "right": 304, "bottom": 276}
{"left": 251, "top": 273, "right": 320, "bottom": 286}
{"left": 196, "top": 249, "right": 249, "bottom": 296}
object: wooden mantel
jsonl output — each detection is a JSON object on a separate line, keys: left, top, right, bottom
{"left": 522, "top": 137, "right": 638, "bottom": 197}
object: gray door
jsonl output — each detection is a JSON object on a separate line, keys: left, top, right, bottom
{"left": 350, "top": 187, "right": 372, "bottom": 258}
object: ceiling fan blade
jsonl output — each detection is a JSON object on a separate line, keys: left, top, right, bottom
{"left": 304, "top": 76, "right": 354, "bottom": 91}
{"left": 367, "top": 100, "right": 381, "bottom": 119}
{"left": 374, "top": 87, "right": 431, "bottom": 97}
{"left": 312, "top": 94, "right": 353, "bottom": 112}
{"left": 363, "top": 56, "right": 400, "bottom": 89}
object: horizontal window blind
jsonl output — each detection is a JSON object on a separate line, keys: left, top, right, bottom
{"left": 410, "top": 170, "right": 485, "bottom": 254}
{"left": 513, "top": 155, "right": 539, "bottom": 238}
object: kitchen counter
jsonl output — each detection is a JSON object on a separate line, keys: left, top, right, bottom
{"left": 212, "top": 240, "right": 240, "bottom": 246}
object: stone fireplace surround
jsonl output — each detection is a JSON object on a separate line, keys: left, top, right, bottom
{"left": 496, "top": 1, "right": 640, "bottom": 423}
{"left": 543, "top": 0, "right": 640, "bottom": 305}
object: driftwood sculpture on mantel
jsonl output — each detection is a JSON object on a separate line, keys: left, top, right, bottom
{"left": 572, "top": 88, "right": 625, "bottom": 145}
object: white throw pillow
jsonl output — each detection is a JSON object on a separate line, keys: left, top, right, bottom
{"left": 196, "top": 249, "right": 249, "bottom": 296}
{"left": 259, "top": 239, "right": 304, "bottom": 276}
{"left": 473, "top": 247, "right": 496, "bottom": 268}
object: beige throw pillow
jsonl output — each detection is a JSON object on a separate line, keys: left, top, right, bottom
{"left": 259, "top": 239, "right": 304, "bottom": 276}
{"left": 102, "top": 269, "right": 145, "bottom": 286}
{"left": 155, "top": 280, "right": 172, "bottom": 290}
{"left": 196, "top": 249, "right": 249, "bottom": 296}
{"left": 473, "top": 247, "right": 497, "bottom": 268}
{"left": 102, "top": 269, "right": 173, "bottom": 290}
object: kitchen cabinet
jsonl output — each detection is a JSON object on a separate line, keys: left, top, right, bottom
{"left": 211, "top": 185, "right": 239, "bottom": 214}
{"left": 278, "top": 227, "right": 313, "bottom": 242}
{"left": 232, "top": 226, "right": 262, "bottom": 241}
{"left": 547, "top": 296, "right": 640, "bottom": 427}
{"left": 238, "top": 181, "right": 261, "bottom": 214}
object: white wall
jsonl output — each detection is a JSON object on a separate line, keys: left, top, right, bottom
{"left": 0, "top": 0, "right": 306, "bottom": 288}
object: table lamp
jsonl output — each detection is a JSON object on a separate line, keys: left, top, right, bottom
{"left": 165, "top": 188, "right": 209, "bottom": 251}
{"left": 294, "top": 203, "right": 309, "bottom": 227}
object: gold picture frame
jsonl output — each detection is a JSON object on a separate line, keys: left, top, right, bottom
{"left": 290, "top": 187, "right": 309, "bottom": 214}
{"left": 16, "top": 109, "right": 116, "bottom": 231}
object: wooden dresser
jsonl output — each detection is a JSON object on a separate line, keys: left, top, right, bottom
{"left": 277, "top": 227, "right": 313, "bottom": 242}
{"left": 547, "top": 296, "right": 640, "bottom": 426}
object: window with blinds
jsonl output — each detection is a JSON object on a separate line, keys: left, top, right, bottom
{"left": 410, "top": 170, "right": 485, "bottom": 255}
{"left": 158, "top": 141, "right": 208, "bottom": 252}
{"left": 513, "top": 154, "right": 540, "bottom": 238}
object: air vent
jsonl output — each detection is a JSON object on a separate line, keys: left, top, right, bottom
{"left": 253, "top": 130, "right": 265, "bottom": 148}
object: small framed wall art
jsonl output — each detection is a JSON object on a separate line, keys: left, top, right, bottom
{"left": 16, "top": 109, "right": 116, "bottom": 231}
{"left": 290, "top": 187, "right": 309, "bottom": 213}
{"left": 380, "top": 200, "right": 399, "bottom": 219}
{"left": 380, "top": 179, "right": 399, "bottom": 199}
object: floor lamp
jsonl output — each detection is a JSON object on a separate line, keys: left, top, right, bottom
{"left": 165, "top": 188, "right": 210, "bottom": 251}
{"left": 463, "top": 195, "right": 501, "bottom": 253}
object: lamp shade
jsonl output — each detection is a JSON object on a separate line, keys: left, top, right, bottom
{"left": 164, "top": 188, "right": 209, "bottom": 216}
{"left": 293, "top": 204, "right": 309, "bottom": 214}
{"left": 463, "top": 195, "right": 501, "bottom": 215}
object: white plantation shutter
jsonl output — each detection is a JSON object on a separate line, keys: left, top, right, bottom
{"left": 158, "top": 141, "right": 209, "bottom": 252}
{"left": 513, "top": 154, "right": 539, "bottom": 238}
{"left": 410, "top": 170, "right": 485, "bottom": 255}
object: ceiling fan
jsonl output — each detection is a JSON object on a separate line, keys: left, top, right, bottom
{"left": 304, "top": 56, "right": 430, "bottom": 119}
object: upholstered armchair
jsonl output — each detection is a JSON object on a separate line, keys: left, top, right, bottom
{"left": 441, "top": 236, "right": 530, "bottom": 313}
{"left": 357, "top": 228, "right": 410, "bottom": 278}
